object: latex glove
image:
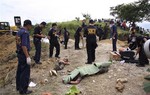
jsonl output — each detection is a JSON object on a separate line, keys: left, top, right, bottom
{"left": 27, "top": 57, "right": 31, "bottom": 65}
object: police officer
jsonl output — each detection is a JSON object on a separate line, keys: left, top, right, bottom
{"left": 64, "top": 27, "right": 70, "bottom": 49}
{"left": 74, "top": 26, "right": 83, "bottom": 50}
{"left": 84, "top": 20, "right": 98, "bottom": 64}
{"left": 33, "top": 22, "right": 46, "bottom": 64}
{"left": 110, "top": 21, "right": 118, "bottom": 52}
{"left": 103, "top": 23, "right": 109, "bottom": 39}
{"left": 136, "top": 36, "right": 149, "bottom": 67}
{"left": 16, "top": 20, "right": 32, "bottom": 94}
{"left": 97, "top": 25, "right": 104, "bottom": 41}
{"left": 48, "top": 23, "right": 60, "bottom": 58}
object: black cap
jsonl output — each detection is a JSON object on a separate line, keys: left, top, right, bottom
{"left": 89, "top": 19, "right": 94, "bottom": 24}
{"left": 41, "top": 21, "right": 46, "bottom": 26}
{"left": 110, "top": 20, "right": 114, "bottom": 24}
{"left": 52, "top": 23, "right": 57, "bottom": 27}
{"left": 23, "top": 20, "right": 32, "bottom": 26}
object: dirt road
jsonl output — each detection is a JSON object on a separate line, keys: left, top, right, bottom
{"left": 0, "top": 35, "right": 149, "bottom": 95}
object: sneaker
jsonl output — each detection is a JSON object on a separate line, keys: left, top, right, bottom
{"left": 85, "top": 62, "right": 92, "bottom": 64}
{"left": 20, "top": 90, "right": 32, "bottom": 94}
{"left": 36, "top": 62, "right": 42, "bottom": 64}
{"left": 75, "top": 48, "right": 81, "bottom": 50}
{"left": 55, "top": 56, "right": 60, "bottom": 59}
{"left": 136, "top": 64, "right": 145, "bottom": 67}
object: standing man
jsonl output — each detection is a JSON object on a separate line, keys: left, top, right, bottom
{"left": 103, "top": 23, "right": 109, "bottom": 39}
{"left": 33, "top": 22, "right": 46, "bottom": 64}
{"left": 48, "top": 23, "right": 60, "bottom": 58}
{"left": 97, "top": 25, "right": 104, "bottom": 41}
{"left": 110, "top": 21, "right": 118, "bottom": 52}
{"left": 64, "top": 27, "right": 70, "bottom": 49}
{"left": 74, "top": 26, "right": 83, "bottom": 50}
{"left": 84, "top": 20, "right": 98, "bottom": 64}
{"left": 16, "top": 20, "right": 32, "bottom": 94}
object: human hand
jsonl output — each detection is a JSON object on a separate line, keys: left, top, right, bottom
{"left": 27, "top": 57, "right": 31, "bottom": 65}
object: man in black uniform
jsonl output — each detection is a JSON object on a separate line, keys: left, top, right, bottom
{"left": 64, "top": 27, "right": 70, "bottom": 49}
{"left": 74, "top": 26, "right": 83, "bottom": 50}
{"left": 16, "top": 20, "right": 32, "bottom": 94}
{"left": 97, "top": 25, "right": 104, "bottom": 41}
{"left": 136, "top": 36, "right": 149, "bottom": 67}
{"left": 33, "top": 22, "right": 46, "bottom": 64}
{"left": 103, "top": 23, "right": 109, "bottom": 39}
{"left": 84, "top": 20, "right": 98, "bottom": 64}
{"left": 48, "top": 23, "right": 60, "bottom": 58}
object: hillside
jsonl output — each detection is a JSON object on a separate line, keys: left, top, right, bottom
{"left": 0, "top": 34, "right": 149, "bottom": 95}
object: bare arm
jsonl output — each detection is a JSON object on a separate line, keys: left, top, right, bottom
{"left": 34, "top": 34, "right": 45, "bottom": 38}
{"left": 80, "top": 32, "right": 83, "bottom": 39}
{"left": 136, "top": 47, "right": 140, "bottom": 55}
{"left": 22, "top": 46, "right": 29, "bottom": 58}
{"left": 47, "top": 36, "right": 50, "bottom": 40}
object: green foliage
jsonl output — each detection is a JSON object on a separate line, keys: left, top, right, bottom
{"left": 143, "top": 82, "right": 150, "bottom": 93}
{"left": 29, "top": 20, "right": 140, "bottom": 41}
{"left": 110, "top": 0, "right": 150, "bottom": 22}
{"left": 65, "top": 86, "right": 80, "bottom": 95}
{"left": 118, "top": 31, "right": 130, "bottom": 41}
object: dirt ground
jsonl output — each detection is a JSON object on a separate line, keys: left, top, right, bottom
{"left": 0, "top": 34, "right": 150, "bottom": 95}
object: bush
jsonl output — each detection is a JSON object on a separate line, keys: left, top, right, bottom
{"left": 30, "top": 20, "right": 144, "bottom": 41}
{"left": 118, "top": 31, "right": 130, "bottom": 41}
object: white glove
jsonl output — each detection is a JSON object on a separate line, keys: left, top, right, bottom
{"left": 27, "top": 57, "right": 31, "bottom": 65}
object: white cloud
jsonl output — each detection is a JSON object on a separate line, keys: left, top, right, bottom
{"left": 0, "top": 0, "right": 139, "bottom": 26}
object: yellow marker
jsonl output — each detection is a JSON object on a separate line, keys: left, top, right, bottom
{"left": 88, "top": 29, "right": 96, "bottom": 34}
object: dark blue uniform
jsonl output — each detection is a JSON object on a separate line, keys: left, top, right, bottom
{"left": 64, "top": 29, "right": 70, "bottom": 49}
{"left": 33, "top": 26, "right": 42, "bottom": 64}
{"left": 84, "top": 25, "right": 98, "bottom": 64}
{"left": 48, "top": 28, "right": 60, "bottom": 58}
{"left": 16, "top": 28, "right": 30, "bottom": 94}
{"left": 137, "top": 37, "right": 149, "bottom": 67}
{"left": 97, "top": 26, "right": 104, "bottom": 41}
{"left": 74, "top": 27, "right": 82, "bottom": 49}
{"left": 111, "top": 24, "right": 118, "bottom": 51}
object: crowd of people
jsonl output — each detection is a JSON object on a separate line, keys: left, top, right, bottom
{"left": 15, "top": 19, "right": 149, "bottom": 94}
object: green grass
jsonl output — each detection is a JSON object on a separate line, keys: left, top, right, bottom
{"left": 29, "top": 20, "right": 147, "bottom": 41}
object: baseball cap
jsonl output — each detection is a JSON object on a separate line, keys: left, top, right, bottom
{"left": 52, "top": 23, "right": 57, "bottom": 27}
{"left": 23, "top": 20, "right": 32, "bottom": 26}
{"left": 89, "top": 19, "right": 94, "bottom": 24}
{"left": 41, "top": 21, "right": 46, "bottom": 26}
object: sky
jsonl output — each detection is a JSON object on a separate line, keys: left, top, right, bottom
{"left": 0, "top": 0, "right": 150, "bottom": 29}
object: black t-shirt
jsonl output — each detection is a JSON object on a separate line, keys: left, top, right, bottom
{"left": 64, "top": 30, "right": 70, "bottom": 39}
{"left": 75, "top": 27, "right": 82, "bottom": 37}
{"left": 33, "top": 25, "right": 42, "bottom": 40}
{"left": 48, "top": 28, "right": 58, "bottom": 42}
{"left": 84, "top": 25, "right": 98, "bottom": 42}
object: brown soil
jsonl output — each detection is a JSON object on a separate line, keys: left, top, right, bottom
{"left": 0, "top": 34, "right": 149, "bottom": 95}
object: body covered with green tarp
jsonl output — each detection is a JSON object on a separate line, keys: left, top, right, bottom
{"left": 63, "top": 62, "right": 111, "bottom": 84}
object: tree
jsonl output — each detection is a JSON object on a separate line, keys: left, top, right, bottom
{"left": 82, "top": 13, "right": 91, "bottom": 20}
{"left": 75, "top": 17, "right": 80, "bottom": 21}
{"left": 110, "top": 0, "right": 150, "bottom": 22}
{"left": 82, "top": 13, "right": 91, "bottom": 24}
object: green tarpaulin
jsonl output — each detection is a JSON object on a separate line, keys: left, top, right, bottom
{"left": 144, "top": 75, "right": 150, "bottom": 80}
{"left": 63, "top": 62, "right": 111, "bottom": 84}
